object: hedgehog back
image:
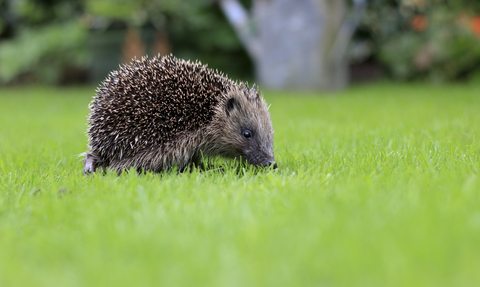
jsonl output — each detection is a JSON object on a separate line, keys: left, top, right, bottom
{"left": 88, "top": 56, "right": 234, "bottom": 161}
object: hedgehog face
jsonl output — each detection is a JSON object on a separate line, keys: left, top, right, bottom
{"left": 212, "top": 87, "right": 276, "bottom": 168}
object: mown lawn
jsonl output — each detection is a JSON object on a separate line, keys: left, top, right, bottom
{"left": 0, "top": 83, "right": 479, "bottom": 287}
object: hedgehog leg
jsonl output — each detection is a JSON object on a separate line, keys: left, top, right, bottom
{"left": 83, "top": 152, "right": 98, "bottom": 175}
{"left": 192, "top": 153, "right": 207, "bottom": 171}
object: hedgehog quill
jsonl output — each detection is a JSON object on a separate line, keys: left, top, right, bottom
{"left": 83, "top": 55, "right": 276, "bottom": 174}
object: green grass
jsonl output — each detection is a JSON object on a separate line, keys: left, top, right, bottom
{"left": 1, "top": 83, "right": 479, "bottom": 287}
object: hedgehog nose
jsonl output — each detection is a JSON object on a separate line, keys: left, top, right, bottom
{"left": 267, "top": 161, "right": 277, "bottom": 169}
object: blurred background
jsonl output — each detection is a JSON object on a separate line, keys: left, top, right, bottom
{"left": 0, "top": 0, "right": 480, "bottom": 91}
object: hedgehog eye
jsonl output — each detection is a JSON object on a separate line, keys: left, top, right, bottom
{"left": 243, "top": 130, "right": 252, "bottom": 139}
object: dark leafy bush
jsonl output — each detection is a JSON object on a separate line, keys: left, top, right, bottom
{"left": 0, "top": 0, "right": 86, "bottom": 84}
{"left": 361, "top": 0, "right": 480, "bottom": 81}
{"left": 0, "top": 22, "right": 87, "bottom": 84}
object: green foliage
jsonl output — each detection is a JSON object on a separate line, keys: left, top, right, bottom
{"left": 1, "top": 83, "right": 480, "bottom": 286}
{"left": 84, "top": 0, "right": 214, "bottom": 27}
{"left": 361, "top": 0, "right": 480, "bottom": 81}
{"left": 0, "top": 0, "right": 86, "bottom": 84}
{"left": 8, "top": 0, "right": 83, "bottom": 24}
{"left": 84, "top": 0, "right": 252, "bottom": 81}
{"left": 167, "top": 6, "right": 252, "bottom": 81}
{"left": 0, "top": 0, "right": 252, "bottom": 84}
{"left": 0, "top": 22, "right": 87, "bottom": 84}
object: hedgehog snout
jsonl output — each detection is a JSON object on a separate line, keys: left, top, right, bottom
{"left": 261, "top": 158, "right": 277, "bottom": 169}
{"left": 266, "top": 160, "right": 278, "bottom": 169}
{"left": 253, "top": 145, "right": 276, "bottom": 169}
{"left": 247, "top": 153, "right": 276, "bottom": 169}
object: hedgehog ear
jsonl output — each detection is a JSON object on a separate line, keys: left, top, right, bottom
{"left": 226, "top": 98, "right": 238, "bottom": 116}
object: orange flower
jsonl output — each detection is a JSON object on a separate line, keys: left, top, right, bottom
{"left": 411, "top": 15, "right": 428, "bottom": 32}
{"left": 470, "top": 16, "right": 480, "bottom": 37}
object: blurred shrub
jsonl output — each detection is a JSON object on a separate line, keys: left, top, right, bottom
{"left": 0, "top": 0, "right": 252, "bottom": 85}
{"left": 84, "top": 0, "right": 252, "bottom": 82}
{"left": 361, "top": 0, "right": 480, "bottom": 81}
{"left": 0, "top": 22, "right": 87, "bottom": 84}
{"left": 167, "top": 4, "right": 252, "bottom": 81}
{"left": 0, "top": 0, "right": 87, "bottom": 85}
{"left": 84, "top": 0, "right": 213, "bottom": 27}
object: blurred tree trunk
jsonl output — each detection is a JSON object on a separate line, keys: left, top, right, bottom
{"left": 219, "top": 0, "right": 366, "bottom": 91}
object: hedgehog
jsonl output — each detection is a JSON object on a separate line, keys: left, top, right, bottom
{"left": 83, "top": 54, "right": 276, "bottom": 174}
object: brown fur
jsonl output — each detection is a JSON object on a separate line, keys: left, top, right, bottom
{"left": 84, "top": 55, "right": 275, "bottom": 174}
